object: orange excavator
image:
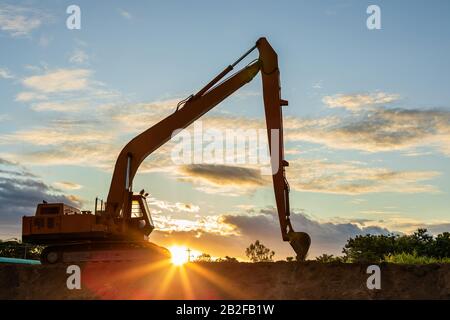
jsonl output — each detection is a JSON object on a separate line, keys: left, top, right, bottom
{"left": 22, "top": 38, "right": 311, "bottom": 264}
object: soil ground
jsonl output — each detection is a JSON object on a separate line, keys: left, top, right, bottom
{"left": 1, "top": 261, "right": 449, "bottom": 299}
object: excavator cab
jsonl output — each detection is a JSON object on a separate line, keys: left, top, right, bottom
{"left": 128, "top": 194, "right": 155, "bottom": 237}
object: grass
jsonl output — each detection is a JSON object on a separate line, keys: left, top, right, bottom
{"left": 384, "top": 252, "right": 450, "bottom": 264}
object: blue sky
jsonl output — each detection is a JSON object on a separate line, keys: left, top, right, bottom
{"left": 0, "top": 0, "right": 449, "bottom": 259}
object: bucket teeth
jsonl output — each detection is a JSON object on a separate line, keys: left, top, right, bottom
{"left": 288, "top": 231, "right": 311, "bottom": 261}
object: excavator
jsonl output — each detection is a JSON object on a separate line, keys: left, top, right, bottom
{"left": 22, "top": 37, "right": 311, "bottom": 264}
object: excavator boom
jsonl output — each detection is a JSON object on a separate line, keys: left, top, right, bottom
{"left": 105, "top": 61, "right": 260, "bottom": 217}
{"left": 105, "top": 37, "right": 310, "bottom": 259}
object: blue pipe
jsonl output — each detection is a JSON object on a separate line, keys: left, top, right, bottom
{"left": 0, "top": 257, "right": 41, "bottom": 265}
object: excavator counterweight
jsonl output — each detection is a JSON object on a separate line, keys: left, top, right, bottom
{"left": 21, "top": 38, "right": 310, "bottom": 263}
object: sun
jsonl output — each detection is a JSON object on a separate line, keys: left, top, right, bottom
{"left": 169, "top": 245, "right": 189, "bottom": 265}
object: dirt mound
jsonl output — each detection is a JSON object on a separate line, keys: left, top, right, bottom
{"left": 1, "top": 261, "right": 449, "bottom": 299}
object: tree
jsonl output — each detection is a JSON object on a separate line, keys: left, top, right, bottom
{"left": 343, "top": 234, "right": 397, "bottom": 263}
{"left": 216, "top": 256, "right": 239, "bottom": 263}
{"left": 195, "top": 253, "right": 212, "bottom": 262}
{"left": 245, "top": 240, "right": 275, "bottom": 262}
{"left": 286, "top": 256, "right": 294, "bottom": 262}
{"left": 0, "top": 239, "right": 43, "bottom": 260}
{"left": 432, "top": 232, "right": 450, "bottom": 258}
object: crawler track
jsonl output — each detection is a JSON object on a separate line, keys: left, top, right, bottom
{"left": 40, "top": 241, "right": 170, "bottom": 264}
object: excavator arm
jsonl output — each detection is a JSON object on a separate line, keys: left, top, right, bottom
{"left": 105, "top": 37, "right": 310, "bottom": 260}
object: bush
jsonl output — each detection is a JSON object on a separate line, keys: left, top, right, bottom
{"left": 315, "top": 254, "right": 347, "bottom": 263}
{"left": 216, "top": 256, "right": 239, "bottom": 263}
{"left": 286, "top": 256, "right": 294, "bottom": 262}
{"left": 0, "top": 239, "right": 43, "bottom": 260}
{"left": 431, "top": 232, "right": 450, "bottom": 258}
{"left": 245, "top": 240, "right": 275, "bottom": 262}
{"left": 384, "top": 252, "right": 450, "bottom": 264}
{"left": 195, "top": 253, "right": 212, "bottom": 262}
{"left": 342, "top": 229, "right": 450, "bottom": 263}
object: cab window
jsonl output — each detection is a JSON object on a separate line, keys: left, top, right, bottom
{"left": 131, "top": 200, "right": 143, "bottom": 218}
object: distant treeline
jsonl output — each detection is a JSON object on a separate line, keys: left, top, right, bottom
{"left": 2, "top": 228, "right": 450, "bottom": 264}
{"left": 316, "top": 228, "right": 450, "bottom": 263}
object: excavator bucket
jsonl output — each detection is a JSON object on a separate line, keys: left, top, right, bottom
{"left": 288, "top": 231, "right": 311, "bottom": 261}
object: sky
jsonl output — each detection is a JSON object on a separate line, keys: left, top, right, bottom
{"left": 0, "top": 0, "right": 449, "bottom": 260}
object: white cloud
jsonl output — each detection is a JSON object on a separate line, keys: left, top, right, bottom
{"left": 117, "top": 8, "right": 132, "bottom": 19}
{"left": 286, "top": 107, "right": 450, "bottom": 156}
{"left": 0, "top": 67, "right": 14, "bottom": 79}
{"left": 30, "top": 101, "right": 88, "bottom": 112}
{"left": 22, "top": 69, "right": 91, "bottom": 93}
{"left": 288, "top": 158, "right": 440, "bottom": 195}
{"left": 38, "top": 34, "right": 51, "bottom": 47}
{"left": 53, "top": 181, "right": 82, "bottom": 190}
{"left": 0, "top": 158, "right": 83, "bottom": 225}
{"left": 149, "top": 207, "right": 396, "bottom": 259}
{"left": 15, "top": 91, "right": 47, "bottom": 102}
{"left": 16, "top": 67, "right": 119, "bottom": 113}
{"left": 165, "top": 159, "right": 441, "bottom": 196}
{"left": 176, "top": 164, "right": 270, "bottom": 196}
{"left": 0, "top": 119, "right": 115, "bottom": 146}
{"left": 323, "top": 92, "right": 399, "bottom": 111}
{"left": 147, "top": 197, "right": 200, "bottom": 214}
{"left": 69, "top": 49, "right": 89, "bottom": 64}
{"left": 2, "top": 95, "right": 446, "bottom": 198}
{"left": 107, "top": 99, "right": 182, "bottom": 131}
{"left": 353, "top": 210, "right": 450, "bottom": 235}
{"left": 0, "top": 4, "right": 49, "bottom": 37}
{"left": 24, "top": 65, "right": 42, "bottom": 72}
{"left": 7, "top": 142, "right": 118, "bottom": 168}
{"left": 312, "top": 80, "right": 323, "bottom": 89}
